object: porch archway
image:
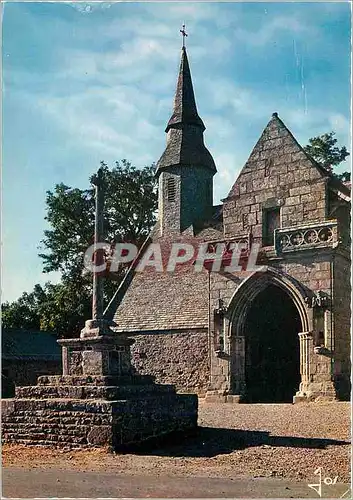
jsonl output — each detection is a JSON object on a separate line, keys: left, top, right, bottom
{"left": 227, "top": 267, "right": 311, "bottom": 402}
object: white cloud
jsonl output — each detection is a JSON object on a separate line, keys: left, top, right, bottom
{"left": 36, "top": 83, "right": 162, "bottom": 166}
{"left": 69, "top": 3, "right": 113, "bottom": 14}
{"left": 142, "top": 2, "right": 221, "bottom": 22}
{"left": 234, "top": 14, "right": 317, "bottom": 48}
{"left": 328, "top": 113, "right": 351, "bottom": 146}
{"left": 204, "top": 115, "right": 235, "bottom": 140}
{"left": 212, "top": 151, "right": 243, "bottom": 203}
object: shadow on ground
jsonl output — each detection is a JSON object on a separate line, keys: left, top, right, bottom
{"left": 133, "top": 427, "right": 349, "bottom": 458}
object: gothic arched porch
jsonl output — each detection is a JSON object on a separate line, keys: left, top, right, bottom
{"left": 226, "top": 267, "right": 313, "bottom": 403}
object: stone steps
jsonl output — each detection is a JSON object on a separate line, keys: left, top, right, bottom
{"left": 37, "top": 374, "right": 156, "bottom": 386}
{"left": 16, "top": 383, "right": 175, "bottom": 400}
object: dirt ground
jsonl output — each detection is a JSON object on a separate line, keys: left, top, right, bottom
{"left": 2, "top": 401, "right": 351, "bottom": 498}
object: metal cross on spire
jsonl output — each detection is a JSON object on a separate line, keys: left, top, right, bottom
{"left": 180, "top": 23, "right": 188, "bottom": 47}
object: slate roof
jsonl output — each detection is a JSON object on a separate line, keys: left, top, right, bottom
{"left": 107, "top": 45, "right": 222, "bottom": 332}
{"left": 2, "top": 329, "right": 61, "bottom": 361}
{"left": 106, "top": 223, "right": 225, "bottom": 332}
{"left": 156, "top": 128, "right": 216, "bottom": 174}
{"left": 112, "top": 265, "right": 209, "bottom": 332}
{"left": 165, "top": 47, "right": 205, "bottom": 132}
{"left": 156, "top": 47, "right": 216, "bottom": 175}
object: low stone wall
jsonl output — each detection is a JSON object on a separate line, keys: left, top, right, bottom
{"left": 2, "top": 360, "right": 62, "bottom": 395}
{"left": 2, "top": 394, "right": 197, "bottom": 450}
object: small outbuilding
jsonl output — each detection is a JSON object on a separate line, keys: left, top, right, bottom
{"left": 2, "top": 329, "right": 61, "bottom": 397}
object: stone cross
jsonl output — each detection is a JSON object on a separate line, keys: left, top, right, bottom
{"left": 91, "top": 167, "right": 105, "bottom": 320}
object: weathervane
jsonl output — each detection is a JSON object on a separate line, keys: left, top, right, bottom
{"left": 180, "top": 23, "right": 188, "bottom": 47}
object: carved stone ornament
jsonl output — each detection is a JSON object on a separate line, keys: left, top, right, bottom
{"left": 215, "top": 298, "right": 227, "bottom": 315}
{"left": 304, "top": 291, "right": 330, "bottom": 309}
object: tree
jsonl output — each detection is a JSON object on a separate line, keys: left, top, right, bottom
{"left": 37, "top": 280, "right": 92, "bottom": 336}
{"left": 304, "top": 132, "right": 350, "bottom": 181}
{"left": 39, "top": 160, "right": 157, "bottom": 278}
{"left": 2, "top": 284, "right": 44, "bottom": 330}
{"left": 3, "top": 160, "right": 157, "bottom": 336}
{"left": 1, "top": 280, "right": 91, "bottom": 336}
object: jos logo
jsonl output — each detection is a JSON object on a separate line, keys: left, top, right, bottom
{"left": 308, "top": 467, "right": 349, "bottom": 498}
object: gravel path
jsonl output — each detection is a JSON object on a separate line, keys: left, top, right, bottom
{"left": 3, "top": 401, "right": 351, "bottom": 484}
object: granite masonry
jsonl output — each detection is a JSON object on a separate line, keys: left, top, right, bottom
{"left": 105, "top": 46, "right": 351, "bottom": 403}
{"left": 1, "top": 167, "right": 198, "bottom": 450}
{"left": 2, "top": 311, "right": 197, "bottom": 450}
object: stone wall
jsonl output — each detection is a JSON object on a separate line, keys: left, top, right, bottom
{"left": 333, "top": 250, "right": 351, "bottom": 399}
{"left": 110, "top": 113, "right": 350, "bottom": 402}
{"left": 208, "top": 253, "right": 334, "bottom": 318}
{"left": 159, "top": 166, "right": 213, "bottom": 236}
{"left": 275, "top": 255, "right": 332, "bottom": 293}
{"left": 130, "top": 330, "right": 210, "bottom": 395}
{"left": 180, "top": 166, "right": 213, "bottom": 231}
{"left": 223, "top": 114, "right": 327, "bottom": 243}
{"left": 158, "top": 167, "right": 182, "bottom": 235}
{"left": 2, "top": 360, "right": 62, "bottom": 396}
{"left": 207, "top": 252, "right": 335, "bottom": 397}
{"left": 2, "top": 391, "right": 197, "bottom": 450}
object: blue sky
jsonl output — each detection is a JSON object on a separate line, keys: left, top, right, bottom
{"left": 2, "top": 1, "right": 351, "bottom": 302}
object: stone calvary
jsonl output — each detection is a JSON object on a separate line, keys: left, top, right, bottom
{"left": 2, "top": 168, "right": 197, "bottom": 450}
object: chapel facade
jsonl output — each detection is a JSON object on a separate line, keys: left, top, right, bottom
{"left": 105, "top": 46, "right": 351, "bottom": 403}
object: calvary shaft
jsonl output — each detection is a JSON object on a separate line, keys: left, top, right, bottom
{"left": 92, "top": 168, "right": 105, "bottom": 320}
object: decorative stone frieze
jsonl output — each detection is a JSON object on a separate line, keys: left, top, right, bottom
{"left": 275, "top": 221, "right": 337, "bottom": 255}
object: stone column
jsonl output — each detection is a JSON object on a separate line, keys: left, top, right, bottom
{"left": 230, "top": 335, "right": 246, "bottom": 395}
{"left": 62, "top": 346, "right": 69, "bottom": 375}
{"left": 298, "top": 331, "right": 313, "bottom": 394}
{"left": 80, "top": 167, "right": 115, "bottom": 340}
{"left": 91, "top": 167, "right": 105, "bottom": 321}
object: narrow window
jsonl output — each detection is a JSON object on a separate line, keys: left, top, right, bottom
{"left": 263, "top": 207, "right": 280, "bottom": 246}
{"left": 167, "top": 178, "right": 176, "bottom": 202}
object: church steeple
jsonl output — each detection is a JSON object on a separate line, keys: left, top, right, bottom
{"left": 156, "top": 46, "right": 216, "bottom": 175}
{"left": 165, "top": 47, "right": 205, "bottom": 133}
{"left": 156, "top": 44, "right": 217, "bottom": 235}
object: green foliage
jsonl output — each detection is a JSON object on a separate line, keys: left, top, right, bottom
{"left": 1, "top": 285, "right": 43, "bottom": 330}
{"left": 37, "top": 279, "right": 92, "bottom": 336}
{"left": 3, "top": 160, "right": 157, "bottom": 336}
{"left": 39, "top": 160, "right": 157, "bottom": 277}
{"left": 335, "top": 171, "right": 351, "bottom": 182}
{"left": 2, "top": 280, "right": 91, "bottom": 336}
{"left": 304, "top": 132, "right": 350, "bottom": 180}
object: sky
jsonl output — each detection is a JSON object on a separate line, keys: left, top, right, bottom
{"left": 2, "top": 1, "right": 351, "bottom": 303}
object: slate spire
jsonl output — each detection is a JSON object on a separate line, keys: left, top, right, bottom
{"left": 156, "top": 46, "right": 216, "bottom": 175}
{"left": 165, "top": 46, "right": 205, "bottom": 133}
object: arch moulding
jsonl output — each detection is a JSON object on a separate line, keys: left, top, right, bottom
{"left": 226, "top": 266, "right": 313, "bottom": 337}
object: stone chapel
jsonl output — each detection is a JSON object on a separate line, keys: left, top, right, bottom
{"left": 105, "top": 46, "right": 351, "bottom": 403}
